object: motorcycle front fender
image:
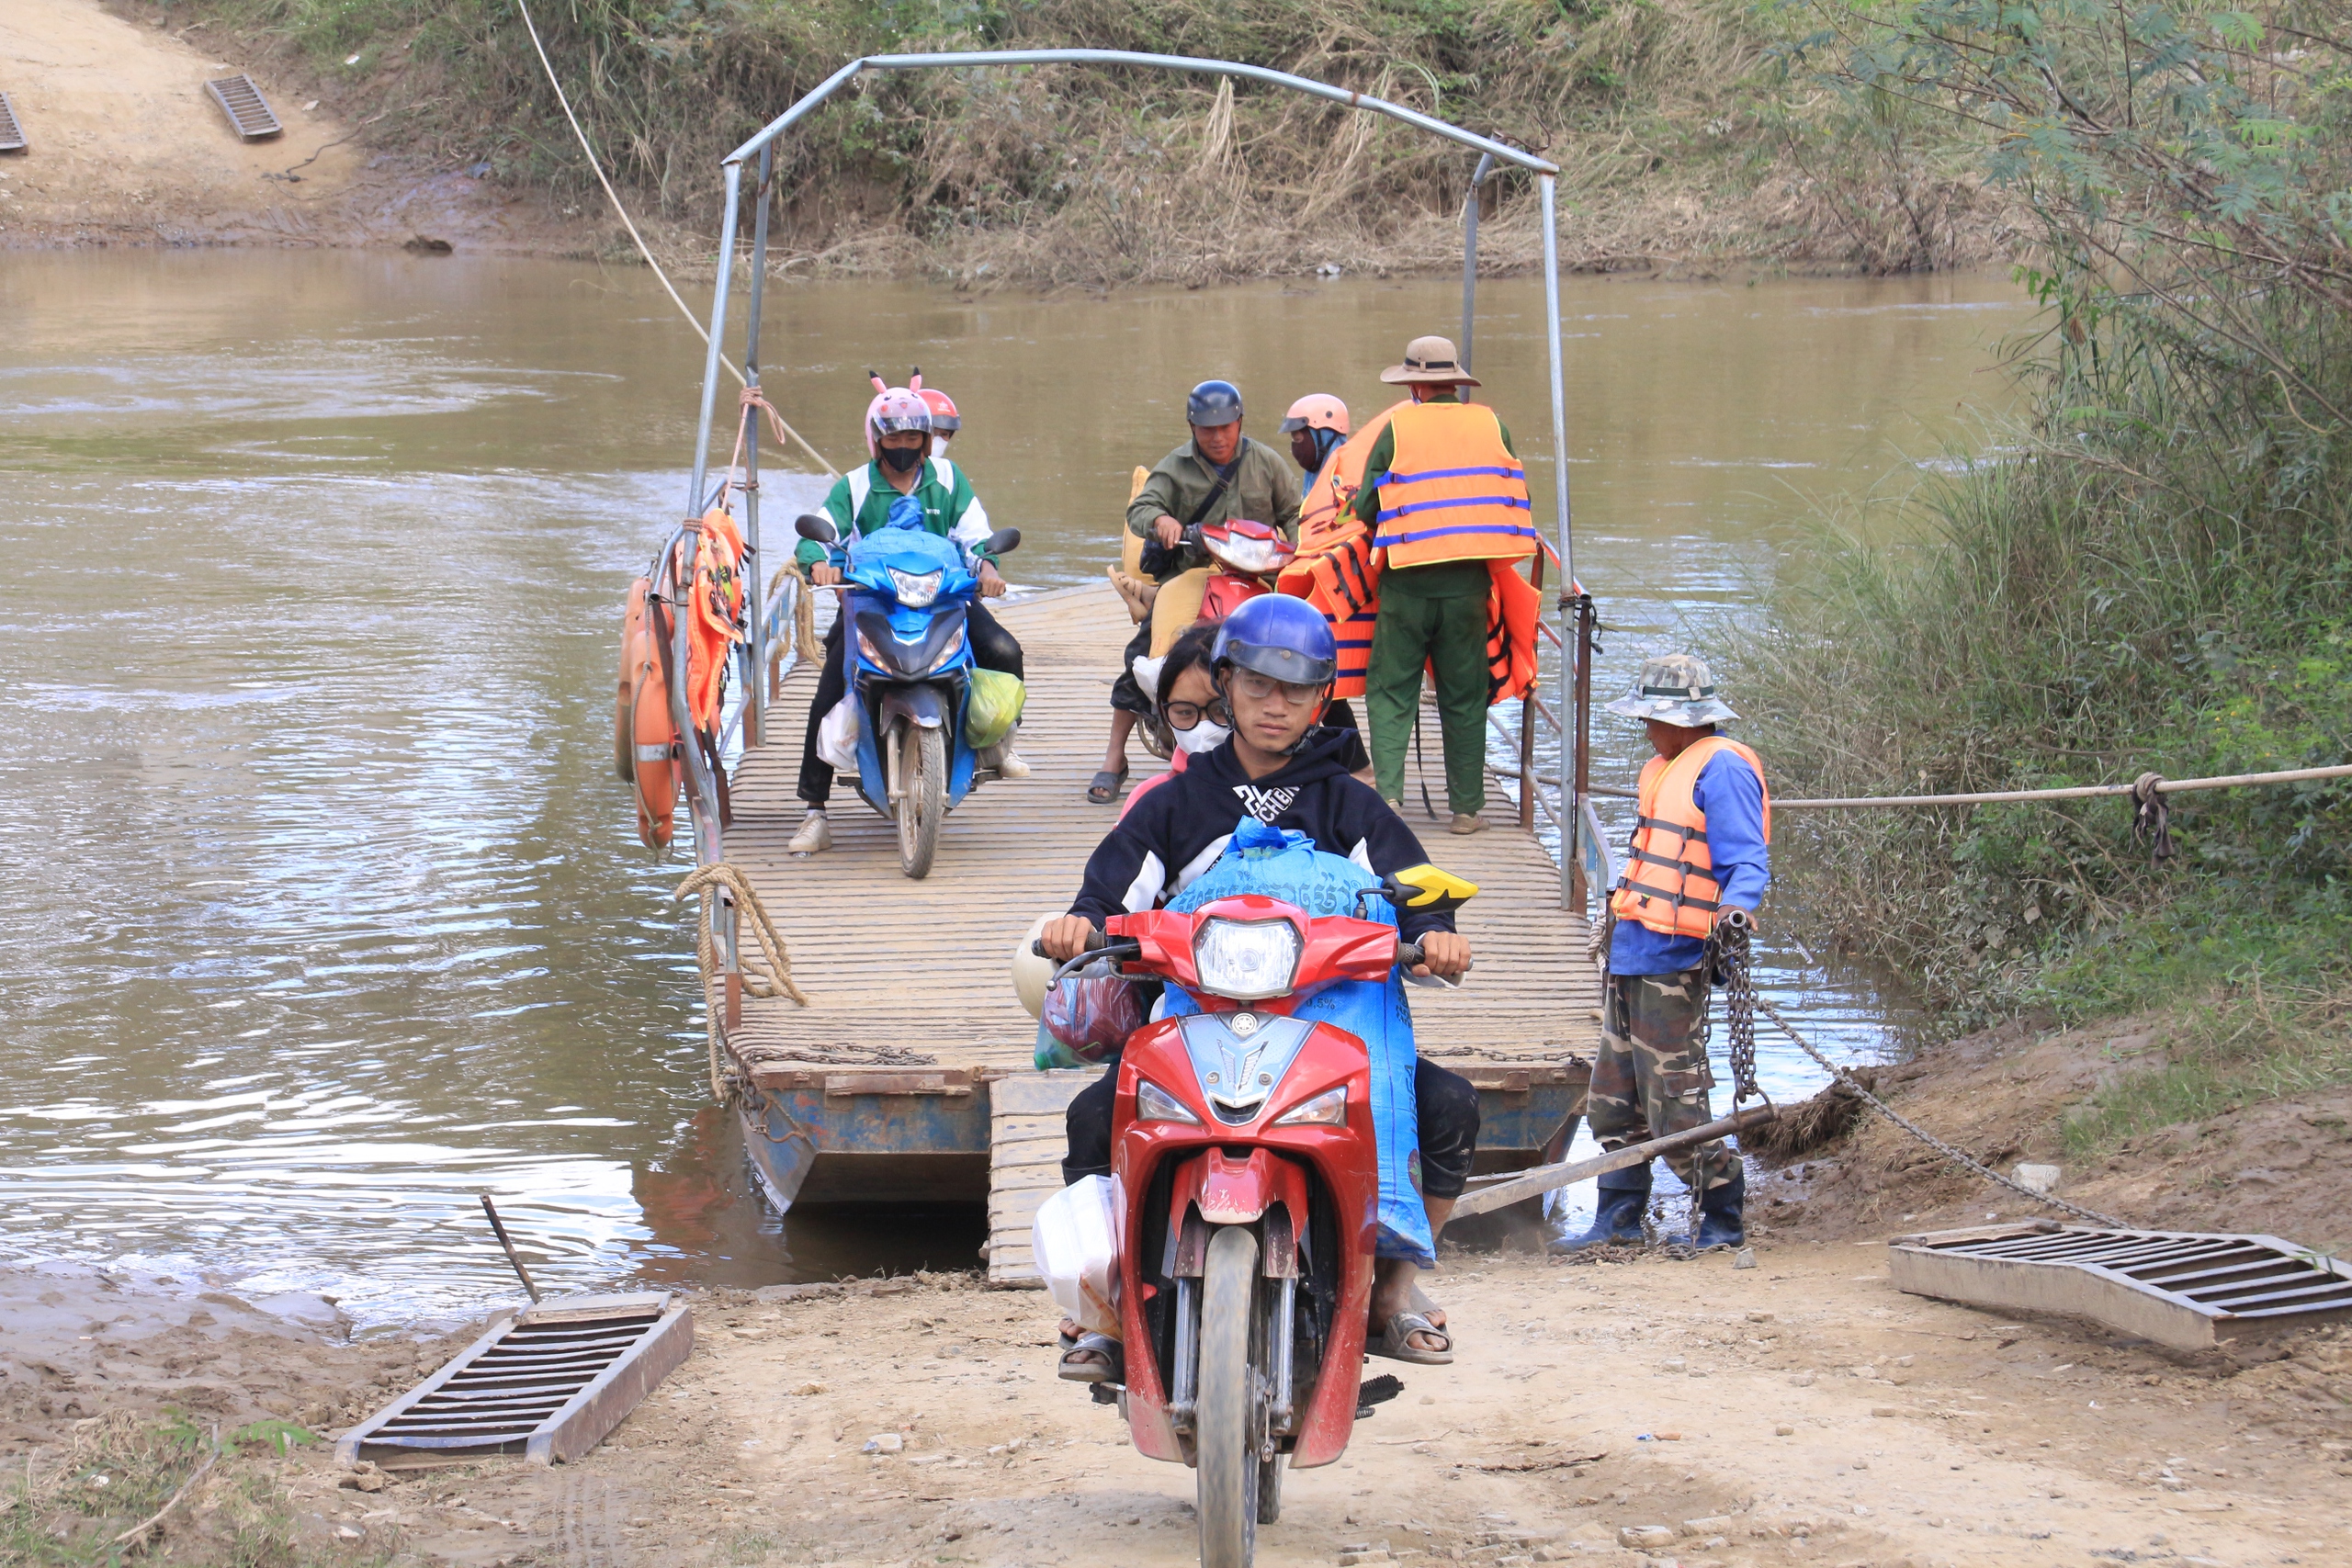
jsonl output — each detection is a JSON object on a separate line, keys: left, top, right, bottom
{"left": 876, "top": 682, "right": 950, "bottom": 733}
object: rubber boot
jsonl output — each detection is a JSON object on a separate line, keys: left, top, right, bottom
{"left": 1691, "top": 1166, "right": 1747, "bottom": 1250}
{"left": 1552, "top": 1165, "right": 1650, "bottom": 1252}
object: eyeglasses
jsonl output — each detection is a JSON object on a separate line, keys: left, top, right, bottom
{"left": 1231, "top": 671, "right": 1324, "bottom": 707}
{"left": 1162, "top": 697, "right": 1230, "bottom": 731}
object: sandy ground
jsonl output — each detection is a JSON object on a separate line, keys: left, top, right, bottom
{"left": 0, "top": 0, "right": 577, "bottom": 251}
{"left": 12, "top": 1239, "right": 2349, "bottom": 1567}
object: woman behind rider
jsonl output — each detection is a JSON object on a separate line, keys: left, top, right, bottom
{"left": 787, "top": 379, "right": 1027, "bottom": 855}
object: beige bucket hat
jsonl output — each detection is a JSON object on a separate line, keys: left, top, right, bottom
{"left": 1606, "top": 652, "right": 1740, "bottom": 727}
{"left": 1379, "top": 334, "right": 1481, "bottom": 388}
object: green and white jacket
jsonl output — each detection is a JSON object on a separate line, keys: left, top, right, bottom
{"left": 795, "top": 456, "right": 996, "bottom": 570}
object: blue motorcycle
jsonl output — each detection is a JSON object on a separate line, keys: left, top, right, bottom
{"left": 795, "top": 511, "right": 1023, "bottom": 878}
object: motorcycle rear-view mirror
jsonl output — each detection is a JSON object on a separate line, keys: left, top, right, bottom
{"left": 795, "top": 513, "right": 840, "bottom": 545}
{"left": 981, "top": 527, "right": 1022, "bottom": 558}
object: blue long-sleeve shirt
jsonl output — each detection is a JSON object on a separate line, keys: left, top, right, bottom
{"left": 1607, "top": 747, "right": 1770, "bottom": 976}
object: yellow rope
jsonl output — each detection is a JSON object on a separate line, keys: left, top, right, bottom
{"left": 674, "top": 862, "right": 810, "bottom": 1102}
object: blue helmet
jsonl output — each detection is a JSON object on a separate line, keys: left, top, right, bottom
{"left": 1212, "top": 594, "right": 1337, "bottom": 687}
{"left": 1186, "top": 378, "right": 1244, "bottom": 429}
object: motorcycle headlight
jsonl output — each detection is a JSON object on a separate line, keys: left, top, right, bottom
{"left": 1191, "top": 918, "right": 1303, "bottom": 1002}
{"left": 1272, "top": 1086, "right": 1346, "bottom": 1128}
{"left": 888, "top": 567, "right": 943, "bottom": 607}
{"left": 1136, "top": 1078, "right": 1200, "bottom": 1125}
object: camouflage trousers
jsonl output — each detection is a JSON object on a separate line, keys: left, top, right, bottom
{"left": 1589, "top": 967, "right": 1738, "bottom": 1194}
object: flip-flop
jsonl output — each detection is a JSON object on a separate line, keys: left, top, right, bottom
{"left": 1086, "top": 767, "right": 1128, "bottom": 805}
{"left": 1368, "top": 1310, "right": 1453, "bottom": 1365}
{"left": 1057, "top": 1330, "right": 1124, "bottom": 1383}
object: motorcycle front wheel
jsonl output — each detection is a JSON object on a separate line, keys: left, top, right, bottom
{"left": 1196, "top": 1224, "right": 1264, "bottom": 1568}
{"left": 895, "top": 720, "right": 945, "bottom": 879}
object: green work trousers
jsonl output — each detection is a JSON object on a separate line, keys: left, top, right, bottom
{"left": 1365, "top": 566, "right": 1487, "bottom": 815}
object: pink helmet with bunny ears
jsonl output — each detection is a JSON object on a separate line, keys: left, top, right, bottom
{"left": 863, "top": 367, "right": 933, "bottom": 457}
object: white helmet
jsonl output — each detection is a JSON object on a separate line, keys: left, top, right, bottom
{"left": 1012, "top": 912, "right": 1057, "bottom": 1021}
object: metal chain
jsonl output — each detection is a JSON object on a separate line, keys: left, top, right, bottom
{"left": 1747, "top": 987, "right": 2126, "bottom": 1228}
{"left": 1705, "top": 919, "right": 1762, "bottom": 1107}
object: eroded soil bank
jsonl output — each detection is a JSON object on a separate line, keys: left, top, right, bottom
{"left": 10, "top": 1235, "right": 2349, "bottom": 1567}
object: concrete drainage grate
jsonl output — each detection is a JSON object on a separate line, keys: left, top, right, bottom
{"left": 1890, "top": 1222, "right": 2352, "bottom": 1351}
{"left": 0, "top": 92, "right": 26, "bottom": 154}
{"left": 334, "top": 1292, "right": 693, "bottom": 1467}
{"left": 205, "top": 73, "right": 282, "bottom": 141}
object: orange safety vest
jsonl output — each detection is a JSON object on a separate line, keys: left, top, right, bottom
{"left": 1372, "top": 402, "right": 1539, "bottom": 569}
{"left": 1610, "top": 736, "right": 1771, "bottom": 940}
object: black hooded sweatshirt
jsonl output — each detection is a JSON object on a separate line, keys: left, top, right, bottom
{"left": 1068, "top": 728, "right": 1457, "bottom": 942}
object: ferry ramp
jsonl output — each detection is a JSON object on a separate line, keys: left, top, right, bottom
{"left": 716, "top": 584, "right": 1597, "bottom": 1282}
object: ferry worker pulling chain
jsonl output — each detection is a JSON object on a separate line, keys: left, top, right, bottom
{"left": 787, "top": 378, "right": 1028, "bottom": 856}
{"left": 1564, "top": 652, "right": 1771, "bottom": 1252}
{"left": 1351, "top": 335, "right": 1543, "bottom": 836}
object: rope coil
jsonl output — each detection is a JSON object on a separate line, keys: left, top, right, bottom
{"left": 674, "top": 862, "right": 809, "bottom": 1102}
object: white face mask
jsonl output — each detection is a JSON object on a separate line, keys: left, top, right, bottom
{"left": 930, "top": 434, "right": 952, "bottom": 458}
{"left": 1173, "top": 719, "right": 1230, "bottom": 755}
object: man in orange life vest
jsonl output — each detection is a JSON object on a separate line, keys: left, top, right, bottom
{"left": 1565, "top": 654, "right": 1770, "bottom": 1252}
{"left": 1351, "top": 336, "right": 1542, "bottom": 834}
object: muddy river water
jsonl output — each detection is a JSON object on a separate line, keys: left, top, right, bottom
{"left": 0, "top": 254, "right": 2028, "bottom": 1324}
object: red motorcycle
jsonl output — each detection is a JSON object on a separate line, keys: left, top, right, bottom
{"left": 1044, "top": 870, "right": 1470, "bottom": 1567}
{"left": 1192, "top": 516, "right": 1296, "bottom": 621}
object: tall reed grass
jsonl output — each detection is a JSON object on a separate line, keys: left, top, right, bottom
{"left": 1733, "top": 0, "right": 2352, "bottom": 1139}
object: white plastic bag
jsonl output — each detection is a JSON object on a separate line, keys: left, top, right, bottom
{"left": 1031, "top": 1174, "right": 1121, "bottom": 1338}
{"left": 816, "top": 694, "right": 859, "bottom": 772}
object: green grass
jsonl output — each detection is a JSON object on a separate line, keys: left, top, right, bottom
{"left": 0, "top": 1415, "right": 352, "bottom": 1568}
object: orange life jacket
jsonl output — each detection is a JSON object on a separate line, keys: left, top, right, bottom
{"left": 685, "top": 506, "right": 748, "bottom": 733}
{"left": 1297, "top": 401, "right": 1403, "bottom": 554}
{"left": 1373, "top": 402, "right": 1539, "bottom": 569}
{"left": 1610, "top": 736, "right": 1772, "bottom": 940}
{"left": 1280, "top": 545, "right": 1542, "bottom": 705}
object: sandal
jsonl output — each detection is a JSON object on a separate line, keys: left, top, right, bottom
{"left": 1086, "top": 766, "right": 1129, "bottom": 805}
{"left": 1057, "top": 1329, "right": 1124, "bottom": 1383}
{"left": 1368, "top": 1310, "right": 1453, "bottom": 1366}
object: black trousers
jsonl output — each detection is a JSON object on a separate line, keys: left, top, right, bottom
{"left": 797, "top": 603, "right": 1023, "bottom": 807}
{"left": 1060, "top": 1047, "right": 1480, "bottom": 1200}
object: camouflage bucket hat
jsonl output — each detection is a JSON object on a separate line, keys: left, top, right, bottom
{"left": 1605, "top": 652, "right": 1739, "bottom": 727}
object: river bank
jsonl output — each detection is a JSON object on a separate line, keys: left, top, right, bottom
{"left": 4, "top": 0, "right": 2012, "bottom": 281}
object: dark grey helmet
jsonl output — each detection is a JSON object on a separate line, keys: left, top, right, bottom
{"left": 1186, "top": 379, "right": 1244, "bottom": 429}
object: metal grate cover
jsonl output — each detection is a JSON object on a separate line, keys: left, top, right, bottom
{"left": 0, "top": 93, "right": 25, "bottom": 154}
{"left": 204, "top": 73, "right": 282, "bottom": 141}
{"left": 335, "top": 1292, "right": 693, "bottom": 1467}
{"left": 1890, "top": 1222, "right": 2352, "bottom": 1352}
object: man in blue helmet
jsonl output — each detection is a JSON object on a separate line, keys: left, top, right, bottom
{"left": 1044, "top": 594, "right": 1476, "bottom": 1372}
{"left": 1091, "top": 379, "right": 1301, "bottom": 805}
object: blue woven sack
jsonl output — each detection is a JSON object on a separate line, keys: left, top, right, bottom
{"left": 1164, "top": 819, "right": 1433, "bottom": 1265}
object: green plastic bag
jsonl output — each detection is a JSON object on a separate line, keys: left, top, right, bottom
{"left": 966, "top": 668, "right": 1026, "bottom": 750}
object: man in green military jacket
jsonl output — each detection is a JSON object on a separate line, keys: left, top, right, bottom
{"left": 1090, "top": 378, "right": 1299, "bottom": 804}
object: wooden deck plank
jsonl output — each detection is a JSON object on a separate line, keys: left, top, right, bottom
{"left": 718, "top": 584, "right": 1598, "bottom": 1077}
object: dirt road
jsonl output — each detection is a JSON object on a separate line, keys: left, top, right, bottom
{"left": 0, "top": 0, "right": 572, "bottom": 251}
{"left": 42, "top": 1244, "right": 2296, "bottom": 1567}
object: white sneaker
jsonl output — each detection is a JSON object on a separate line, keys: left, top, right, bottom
{"left": 993, "top": 742, "right": 1032, "bottom": 780}
{"left": 788, "top": 810, "right": 832, "bottom": 854}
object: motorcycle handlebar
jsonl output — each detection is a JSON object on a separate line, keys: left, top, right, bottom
{"left": 1031, "top": 926, "right": 1112, "bottom": 960}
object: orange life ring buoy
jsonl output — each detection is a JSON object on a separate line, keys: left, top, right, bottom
{"left": 619, "top": 575, "right": 680, "bottom": 848}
